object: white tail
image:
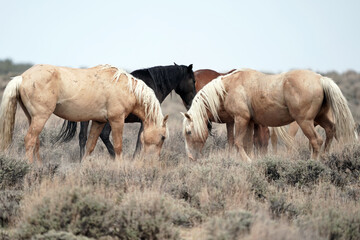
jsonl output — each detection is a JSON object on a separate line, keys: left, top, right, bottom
{"left": 270, "top": 126, "right": 295, "bottom": 150}
{"left": 0, "top": 76, "right": 22, "bottom": 150}
{"left": 320, "top": 77, "right": 356, "bottom": 142}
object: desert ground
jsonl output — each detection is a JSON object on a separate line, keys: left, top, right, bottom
{"left": 0, "top": 64, "right": 359, "bottom": 240}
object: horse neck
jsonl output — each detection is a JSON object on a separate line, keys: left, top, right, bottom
{"left": 131, "top": 98, "right": 161, "bottom": 128}
{"left": 158, "top": 68, "right": 187, "bottom": 102}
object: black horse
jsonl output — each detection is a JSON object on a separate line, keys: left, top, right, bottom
{"left": 56, "top": 64, "right": 196, "bottom": 158}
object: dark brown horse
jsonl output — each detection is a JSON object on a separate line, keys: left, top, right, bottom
{"left": 194, "top": 69, "right": 270, "bottom": 154}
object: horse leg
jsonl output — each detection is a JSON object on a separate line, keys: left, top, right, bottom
{"left": 244, "top": 121, "right": 254, "bottom": 156}
{"left": 35, "top": 137, "right": 41, "bottom": 162}
{"left": 24, "top": 116, "right": 50, "bottom": 163}
{"left": 253, "top": 124, "right": 260, "bottom": 155}
{"left": 99, "top": 122, "right": 115, "bottom": 158}
{"left": 270, "top": 128, "right": 278, "bottom": 154}
{"left": 82, "top": 121, "right": 106, "bottom": 160}
{"left": 226, "top": 122, "right": 234, "bottom": 152}
{"left": 288, "top": 121, "right": 300, "bottom": 138}
{"left": 133, "top": 122, "right": 144, "bottom": 158}
{"left": 79, "top": 121, "right": 89, "bottom": 159}
{"left": 109, "top": 115, "right": 125, "bottom": 162}
{"left": 259, "top": 126, "right": 270, "bottom": 155}
{"left": 297, "top": 120, "right": 323, "bottom": 159}
{"left": 18, "top": 100, "right": 44, "bottom": 163}
{"left": 315, "top": 112, "right": 335, "bottom": 154}
{"left": 234, "top": 116, "right": 252, "bottom": 162}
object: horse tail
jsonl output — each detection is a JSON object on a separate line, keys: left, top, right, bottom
{"left": 270, "top": 126, "right": 295, "bottom": 150}
{"left": 0, "top": 76, "right": 22, "bottom": 150}
{"left": 54, "top": 120, "right": 78, "bottom": 143}
{"left": 320, "top": 77, "right": 356, "bottom": 142}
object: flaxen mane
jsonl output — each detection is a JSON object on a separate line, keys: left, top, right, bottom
{"left": 112, "top": 67, "right": 164, "bottom": 127}
{"left": 184, "top": 69, "right": 243, "bottom": 141}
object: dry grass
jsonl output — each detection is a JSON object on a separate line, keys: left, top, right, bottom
{"left": 0, "top": 72, "right": 360, "bottom": 239}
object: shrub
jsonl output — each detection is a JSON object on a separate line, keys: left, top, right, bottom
{"left": 205, "top": 210, "right": 253, "bottom": 240}
{"left": 161, "top": 157, "right": 247, "bottom": 214}
{"left": 23, "top": 162, "right": 59, "bottom": 189}
{"left": 324, "top": 144, "right": 360, "bottom": 187}
{"left": 261, "top": 156, "right": 327, "bottom": 187}
{"left": 16, "top": 188, "right": 113, "bottom": 239}
{"left": 299, "top": 208, "right": 360, "bottom": 240}
{"left": 0, "top": 229, "right": 11, "bottom": 240}
{"left": 0, "top": 155, "right": 29, "bottom": 190}
{"left": 80, "top": 161, "right": 159, "bottom": 191}
{"left": 106, "top": 191, "right": 181, "bottom": 240}
{"left": 32, "top": 230, "right": 91, "bottom": 240}
{"left": 247, "top": 170, "right": 268, "bottom": 200}
{"left": 16, "top": 188, "right": 194, "bottom": 240}
{"left": 0, "top": 190, "right": 22, "bottom": 227}
{"left": 269, "top": 195, "right": 298, "bottom": 220}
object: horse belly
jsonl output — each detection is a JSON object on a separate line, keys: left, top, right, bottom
{"left": 253, "top": 108, "right": 293, "bottom": 127}
{"left": 53, "top": 101, "right": 108, "bottom": 122}
{"left": 251, "top": 96, "right": 293, "bottom": 127}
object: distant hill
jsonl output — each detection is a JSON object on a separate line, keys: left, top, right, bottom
{"left": 0, "top": 59, "right": 32, "bottom": 75}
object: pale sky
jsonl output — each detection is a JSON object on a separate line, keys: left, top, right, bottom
{"left": 0, "top": 0, "right": 359, "bottom": 72}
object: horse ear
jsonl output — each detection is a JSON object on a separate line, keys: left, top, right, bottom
{"left": 174, "top": 62, "right": 178, "bottom": 66}
{"left": 181, "top": 112, "right": 192, "bottom": 121}
{"left": 188, "top": 64, "right": 193, "bottom": 71}
{"left": 163, "top": 114, "right": 169, "bottom": 126}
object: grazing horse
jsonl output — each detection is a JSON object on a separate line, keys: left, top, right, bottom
{"left": 194, "top": 69, "right": 270, "bottom": 154}
{"left": 182, "top": 69, "right": 356, "bottom": 161}
{"left": 0, "top": 64, "right": 168, "bottom": 163}
{"left": 57, "top": 64, "right": 196, "bottom": 159}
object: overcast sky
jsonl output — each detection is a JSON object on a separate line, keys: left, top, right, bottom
{"left": 0, "top": 0, "right": 359, "bottom": 72}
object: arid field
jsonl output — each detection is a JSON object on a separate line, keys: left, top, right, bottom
{"left": 0, "top": 65, "right": 360, "bottom": 240}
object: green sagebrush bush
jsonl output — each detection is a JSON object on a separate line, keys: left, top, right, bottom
{"left": 260, "top": 156, "right": 326, "bottom": 187}
{"left": 106, "top": 192, "right": 180, "bottom": 240}
{"left": 0, "top": 229, "right": 11, "bottom": 240}
{"left": 0, "top": 154, "right": 29, "bottom": 190}
{"left": 205, "top": 210, "right": 253, "bottom": 240}
{"left": 16, "top": 188, "right": 202, "bottom": 240}
{"left": 324, "top": 144, "right": 360, "bottom": 187}
{"left": 161, "top": 156, "right": 247, "bottom": 215}
{"left": 32, "top": 230, "right": 91, "bottom": 240}
{"left": 269, "top": 195, "right": 299, "bottom": 220}
{"left": 16, "top": 188, "right": 112, "bottom": 239}
{"left": 298, "top": 208, "right": 360, "bottom": 240}
{"left": 0, "top": 190, "right": 22, "bottom": 227}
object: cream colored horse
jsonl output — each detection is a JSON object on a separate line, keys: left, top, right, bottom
{"left": 182, "top": 69, "right": 356, "bottom": 161}
{"left": 0, "top": 64, "right": 168, "bottom": 163}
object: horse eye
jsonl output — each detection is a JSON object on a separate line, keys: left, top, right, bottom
{"left": 186, "top": 130, "right": 191, "bottom": 135}
{"left": 161, "top": 135, "right": 166, "bottom": 141}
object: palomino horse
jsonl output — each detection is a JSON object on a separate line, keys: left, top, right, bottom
{"left": 0, "top": 64, "right": 168, "bottom": 163}
{"left": 57, "top": 64, "right": 196, "bottom": 159}
{"left": 182, "top": 69, "right": 356, "bottom": 161}
{"left": 195, "top": 69, "right": 270, "bottom": 154}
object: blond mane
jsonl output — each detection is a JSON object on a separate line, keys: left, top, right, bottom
{"left": 111, "top": 67, "right": 164, "bottom": 126}
{"left": 185, "top": 69, "right": 243, "bottom": 141}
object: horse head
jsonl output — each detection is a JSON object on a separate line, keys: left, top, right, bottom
{"left": 181, "top": 112, "right": 207, "bottom": 161}
{"left": 140, "top": 115, "right": 169, "bottom": 159}
{"left": 175, "top": 64, "right": 196, "bottom": 110}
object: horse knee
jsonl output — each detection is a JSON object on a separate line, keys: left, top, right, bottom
{"left": 310, "top": 137, "right": 323, "bottom": 152}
